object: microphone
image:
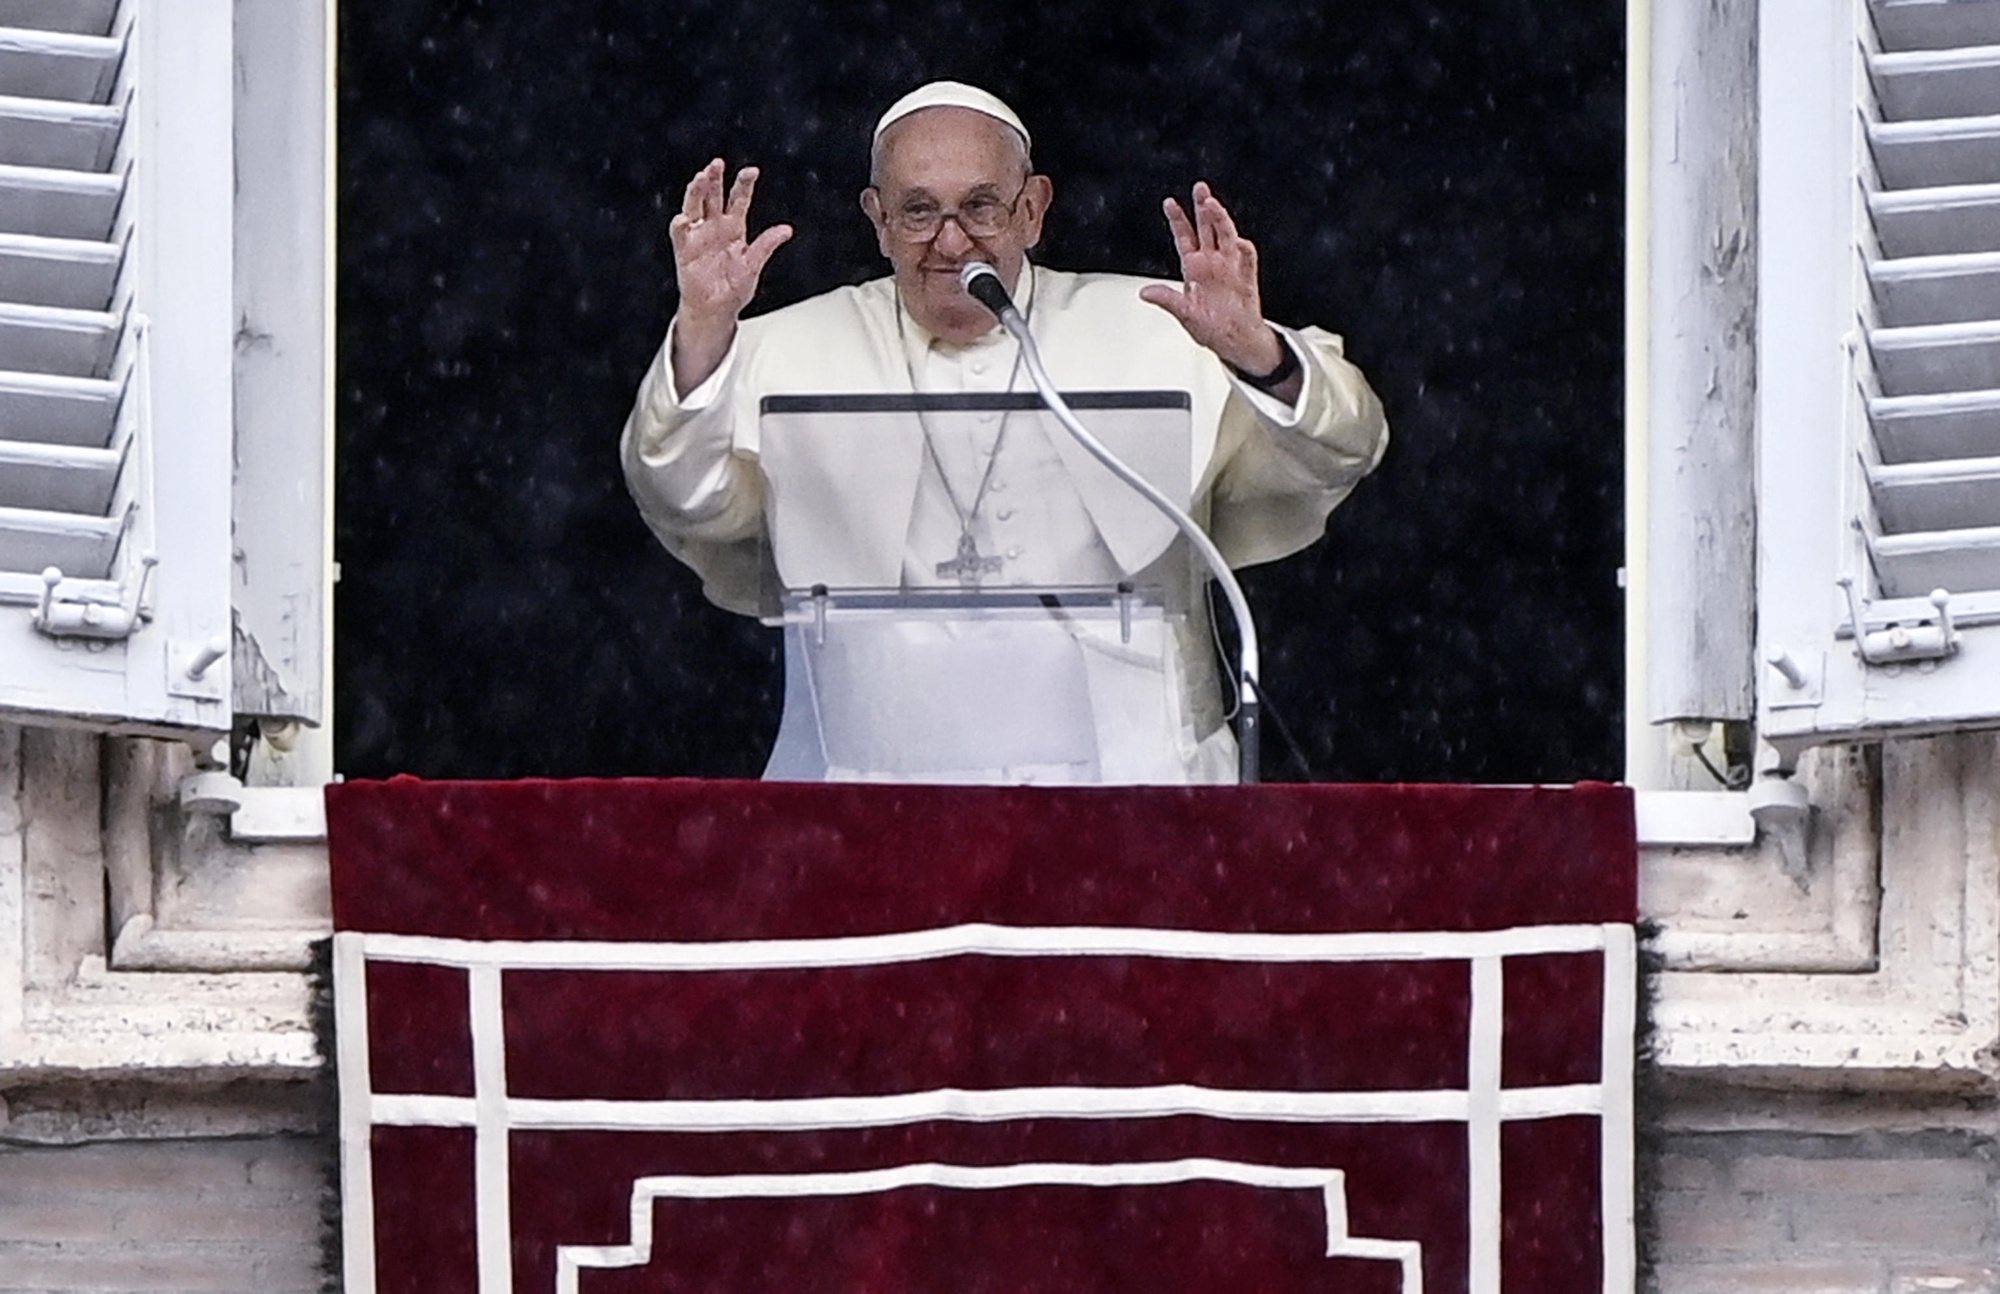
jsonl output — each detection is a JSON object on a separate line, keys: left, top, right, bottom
{"left": 961, "top": 261, "right": 1267, "bottom": 783}
{"left": 959, "top": 261, "right": 1020, "bottom": 322}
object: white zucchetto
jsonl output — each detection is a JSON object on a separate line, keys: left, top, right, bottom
{"left": 872, "top": 80, "right": 1031, "bottom": 150}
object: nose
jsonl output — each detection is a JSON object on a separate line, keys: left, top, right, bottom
{"left": 931, "top": 217, "right": 974, "bottom": 258}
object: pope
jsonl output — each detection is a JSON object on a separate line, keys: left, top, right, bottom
{"left": 622, "top": 81, "right": 1388, "bottom": 784}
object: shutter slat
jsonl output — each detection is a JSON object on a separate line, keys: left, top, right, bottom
{"left": 1870, "top": 387, "right": 2000, "bottom": 461}
{"left": 0, "top": 0, "right": 243, "bottom": 735}
{"left": 1870, "top": 525, "right": 2000, "bottom": 596}
{"left": 0, "top": 500, "right": 121, "bottom": 577}
{"left": 1867, "top": 454, "right": 2000, "bottom": 531}
{"left": 1874, "top": 0, "right": 2000, "bottom": 53}
{"left": 1862, "top": 8, "right": 2000, "bottom": 602}
{"left": 0, "top": 163, "right": 121, "bottom": 240}
{"left": 1870, "top": 114, "right": 2000, "bottom": 191}
{"left": 1870, "top": 183, "right": 2000, "bottom": 255}
{"left": 1873, "top": 45, "right": 2000, "bottom": 120}
{"left": 0, "top": 301, "right": 117, "bottom": 377}
{"left": 0, "top": 26, "right": 120, "bottom": 102}
{"left": 0, "top": 231, "right": 118, "bottom": 309}
{"left": 0, "top": 10, "right": 126, "bottom": 583}
{"left": 0, "top": 1, "right": 118, "bottom": 38}
{"left": 1870, "top": 319, "right": 2000, "bottom": 394}
{"left": 1869, "top": 249, "right": 2000, "bottom": 324}
{"left": 0, "top": 94, "right": 122, "bottom": 170}
{"left": 0, "top": 436, "right": 118, "bottom": 513}
{"left": 0, "top": 369, "right": 120, "bottom": 448}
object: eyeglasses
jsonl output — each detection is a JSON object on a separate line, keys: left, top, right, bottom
{"left": 875, "top": 179, "right": 1030, "bottom": 242}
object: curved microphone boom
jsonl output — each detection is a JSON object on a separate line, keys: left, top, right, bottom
{"left": 957, "top": 260, "right": 1264, "bottom": 783}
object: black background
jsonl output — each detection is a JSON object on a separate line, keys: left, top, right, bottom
{"left": 334, "top": 1, "right": 1624, "bottom": 782}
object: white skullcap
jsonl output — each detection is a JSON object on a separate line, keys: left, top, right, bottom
{"left": 872, "top": 80, "right": 1031, "bottom": 150}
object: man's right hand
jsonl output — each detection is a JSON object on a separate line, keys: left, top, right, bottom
{"left": 669, "top": 159, "right": 794, "bottom": 397}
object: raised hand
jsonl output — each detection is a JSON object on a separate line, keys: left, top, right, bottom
{"left": 669, "top": 159, "right": 793, "bottom": 393}
{"left": 1138, "top": 181, "right": 1287, "bottom": 380}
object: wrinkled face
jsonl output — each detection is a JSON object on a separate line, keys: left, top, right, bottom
{"left": 861, "top": 107, "right": 1052, "bottom": 347}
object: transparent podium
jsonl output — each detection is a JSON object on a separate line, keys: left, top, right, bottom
{"left": 754, "top": 392, "right": 1225, "bottom": 784}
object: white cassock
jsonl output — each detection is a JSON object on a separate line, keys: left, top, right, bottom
{"left": 621, "top": 261, "right": 1389, "bottom": 784}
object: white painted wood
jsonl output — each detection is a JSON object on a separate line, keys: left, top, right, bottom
{"left": 1870, "top": 523, "right": 2000, "bottom": 592}
{"left": 0, "top": 161, "right": 122, "bottom": 238}
{"left": 0, "top": 369, "right": 118, "bottom": 448}
{"left": 1644, "top": 0, "right": 1757, "bottom": 726}
{"left": 0, "top": 300, "right": 118, "bottom": 376}
{"left": 229, "top": 0, "right": 328, "bottom": 725}
{"left": 1870, "top": 385, "right": 2000, "bottom": 459}
{"left": 0, "top": 0, "right": 238, "bottom": 736}
{"left": 0, "top": 25, "right": 121, "bottom": 101}
{"left": 1866, "top": 454, "right": 2000, "bottom": 532}
{"left": 1873, "top": 44, "right": 2000, "bottom": 120}
{"left": 0, "top": 232, "right": 119, "bottom": 309}
{"left": 0, "top": 436, "right": 119, "bottom": 513}
{"left": 0, "top": 1, "right": 118, "bottom": 37}
{"left": 0, "top": 501, "right": 122, "bottom": 575}
{"left": 0, "top": 93, "right": 122, "bottom": 170}
{"left": 1870, "top": 180, "right": 2000, "bottom": 254}
{"left": 1876, "top": 0, "right": 2000, "bottom": 52}
{"left": 1757, "top": 0, "right": 2000, "bottom": 751}
{"left": 1869, "top": 248, "right": 2000, "bottom": 325}
{"left": 1871, "top": 112, "right": 2000, "bottom": 190}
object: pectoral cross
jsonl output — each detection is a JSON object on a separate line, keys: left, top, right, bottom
{"left": 936, "top": 532, "right": 1004, "bottom": 585}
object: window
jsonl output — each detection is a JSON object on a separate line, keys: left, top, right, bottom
{"left": 0, "top": 0, "right": 330, "bottom": 768}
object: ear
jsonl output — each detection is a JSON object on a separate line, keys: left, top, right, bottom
{"left": 859, "top": 187, "right": 893, "bottom": 258}
{"left": 1020, "top": 174, "right": 1054, "bottom": 250}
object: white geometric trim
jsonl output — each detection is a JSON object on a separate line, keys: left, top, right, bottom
{"left": 551, "top": 1159, "right": 1424, "bottom": 1294}
{"left": 333, "top": 933, "right": 378, "bottom": 1294}
{"left": 1600, "top": 924, "right": 1639, "bottom": 1293}
{"left": 333, "top": 923, "right": 1634, "bottom": 1294}
{"left": 369, "top": 1082, "right": 1608, "bottom": 1131}
{"left": 357, "top": 922, "right": 1610, "bottom": 970}
{"left": 469, "top": 962, "right": 512, "bottom": 1294}
{"left": 1468, "top": 956, "right": 1503, "bottom": 1294}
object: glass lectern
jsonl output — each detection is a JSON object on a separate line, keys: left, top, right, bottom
{"left": 754, "top": 391, "right": 1212, "bottom": 784}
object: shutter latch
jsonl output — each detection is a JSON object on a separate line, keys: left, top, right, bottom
{"left": 33, "top": 555, "right": 157, "bottom": 642}
{"left": 1838, "top": 577, "right": 1959, "bottom": 666}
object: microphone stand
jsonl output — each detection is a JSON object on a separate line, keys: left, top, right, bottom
{"left": 965, "top": 267, "right": 1261, "bottom": 784}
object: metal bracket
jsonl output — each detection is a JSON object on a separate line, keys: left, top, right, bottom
{"left": 1838, "top": 577, "right": 1959, "bottom": 667}
{"left": 167, "top": 635, "right": 230, "bottom": 701}
{"left": 32, "top": 555, "right": 156, "bottom": 642}
{"left": 1764, "top": 646, "right": 1825, "bottom": 708}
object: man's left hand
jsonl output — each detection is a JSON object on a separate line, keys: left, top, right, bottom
{"left": 1139, "top": 181, "right": 1287, "bottom": 380}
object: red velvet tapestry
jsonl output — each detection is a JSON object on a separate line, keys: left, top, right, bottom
{"left": 327, "top": 778, "right": 1637, "bottom": 1294}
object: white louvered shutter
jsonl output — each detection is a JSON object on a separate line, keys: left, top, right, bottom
{"left": 0, "top": 0, "right": 234, "bottom": 734}
{"left": 1759, "top": 0, "right": 2000, "bottom": 755}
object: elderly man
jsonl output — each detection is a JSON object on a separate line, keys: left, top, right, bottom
{"left": 623, "top": 81, "right": 1387, "bottom": 784}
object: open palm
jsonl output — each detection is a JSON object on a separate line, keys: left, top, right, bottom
{"left": 1137, "top": 181, "right": 1281, "bottom": 376}
{"left": 670, "top": 158, "right": 793, "bottom": 324}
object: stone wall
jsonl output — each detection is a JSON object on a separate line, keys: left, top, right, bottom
{"left": 0, "top": 1132, "right": 325, "bottom": 1293}
{"left": 1652, "top": 1127, "right": 2000, "bottom": 1293}
{"left": 2, "top": 1088, "right": 1997, "bottom": 1291}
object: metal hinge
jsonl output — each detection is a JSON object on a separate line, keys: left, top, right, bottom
{"left": 1838, "top": 576, "right": 1959, "bottom": 666}
{"left": 32, "top": 555, "right": 156, "bottom": 642}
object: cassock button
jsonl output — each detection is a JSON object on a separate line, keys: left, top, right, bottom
{"left": 1006, "top": 546, "right": 1022, "bottom": 560}
{"left": 990, "top": 480, "right": 1007, "bottom": 493}
{"left": 997, "top": 507, "right": 1015, "bottom": 521}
